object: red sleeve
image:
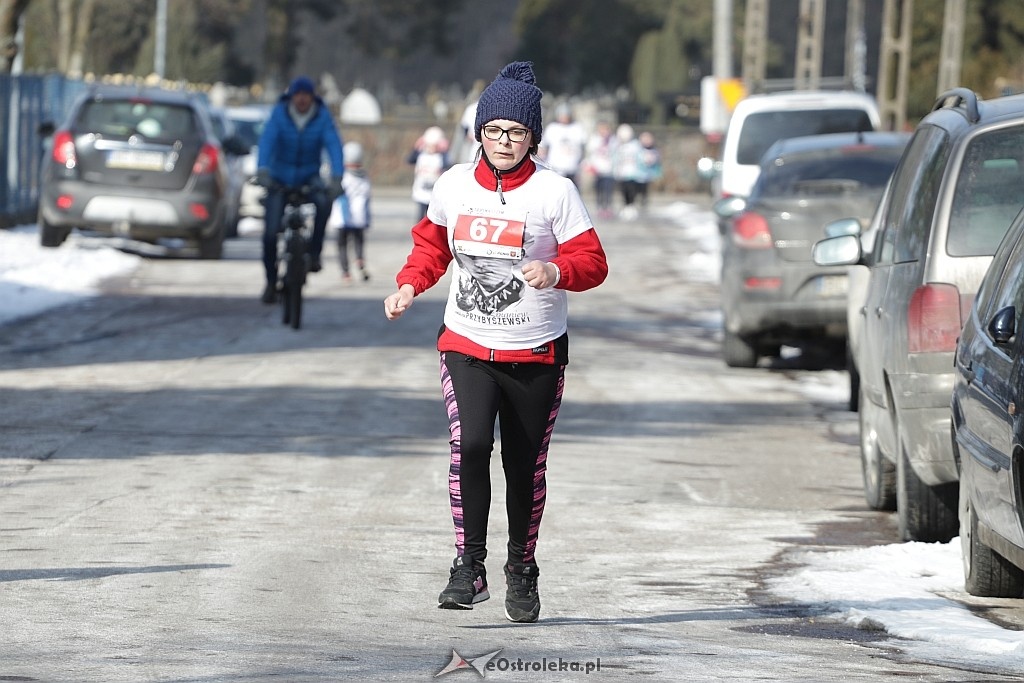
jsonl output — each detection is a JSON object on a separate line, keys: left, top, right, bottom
{"left": 396, "top": 217, "right": 453, "bottom": 295}
{"left": 551, "top": 228, "right": 608, "bottom": 292}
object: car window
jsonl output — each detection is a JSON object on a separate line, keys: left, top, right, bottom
{"left": 736, "top": 109, "right": 876, "bottom": 165}
{"left": 755, "top": 146, "right": 902, "bottom": 198}
{"left": 877, "top": 125, "right": 950, "bottom": 265}
{"left": 78, "top": 100, "right": 198, "bottom": 140}
{"left": 209, "top": 111, "right": 232, "bottom": 141}
{"left": 230, "top": 118, "right": 266, "bottom": 149}
{"left": 975, "top": 210, "right": 1024, "bottom": 327}
{"left": 947, "top": 126, "right": 1024, "bottom": 257}
{"left": 861, "top": 180, "right": 893, "bottom": 265}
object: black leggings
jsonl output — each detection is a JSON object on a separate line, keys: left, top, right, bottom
{"left": 337, "top": 228, "right": 366, "bottom": 274}
{"left": 440, "top": 353, "right": 565, "bottom": 566}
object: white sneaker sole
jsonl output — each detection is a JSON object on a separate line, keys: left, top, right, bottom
{"left": 438, "top": 589, "right": 490, "bottom": 610}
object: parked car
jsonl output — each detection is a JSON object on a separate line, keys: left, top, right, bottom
{"left": 208, "top": 106, "right": 249, "bottom": 237}
{"left": 708, "top": 89, "right": 881, "bottom": 230}
{"left": 952, "top": 205, "right": 1024, "bottom": 598}
{"left": 225, "top": 103, "right": 273, "bottom": 220}
{"left": 715, "top": 131, "right": 909, "bottom": 368}
{"left": 37, "top": 84, "right": 246, "bottom": 259}
{"left": 812, "top": 87, "right": 1024, "bottom": 541}
{"left": 829, "top": 175, "right": 894, "bottom": 412}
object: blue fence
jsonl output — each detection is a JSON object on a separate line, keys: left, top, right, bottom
{"left": 0, "top": 73, "right": 87, "bottom": 228}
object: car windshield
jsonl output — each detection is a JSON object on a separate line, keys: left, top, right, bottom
{"left": 737, "top": 109, "right": 875, "bottom": 165}
{"left": 948, "top": 126, "right": 1024, "bottom": 257}
{"left": 79, "top": 99, "right": 197, "bottom": 140}
{"left": 229, "top": 117, "right": 266, "bottom": 149}
{"left": 754, "top": 145, "right": 903, "bottom": 198}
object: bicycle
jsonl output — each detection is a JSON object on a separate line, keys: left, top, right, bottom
{"left": 275, "top": 184, "right": 316, "bottom": 330}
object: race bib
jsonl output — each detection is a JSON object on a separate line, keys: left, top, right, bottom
{"left": 452, "top": 207, "right": 526, "bottom": 259}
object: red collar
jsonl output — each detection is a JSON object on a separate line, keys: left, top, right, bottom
{"left": 473, "top": 156, "right": 536, "bottom": 192}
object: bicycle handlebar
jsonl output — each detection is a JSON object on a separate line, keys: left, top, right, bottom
{"left": 249, "top": 176, "right": 319, "bottom": 203}
{"left": 281, "top": 184, "right": 317, "bottom": 207}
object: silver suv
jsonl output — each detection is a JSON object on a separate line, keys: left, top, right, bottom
{"left": 813, "top": 88, "right": 1024, "bottom": 542}
{"left": 38, "top": 85, "right": 246, "bottom": 259}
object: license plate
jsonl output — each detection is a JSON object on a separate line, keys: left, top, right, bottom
{"left": 107, "top": 150, "right": 166, "bottom": 171}
{"left": 815, "top": 275, "right": 848, "bottom": 296}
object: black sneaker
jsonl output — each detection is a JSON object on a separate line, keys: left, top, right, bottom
{"left": 260, "top": 284, "right": 278, "bottom": 304}
{"left": 309, "top": 256, "right": 322, "bottom": 273}
{"left": 438, "top": 556, "right": 488, "bottom": 610}
{"left": 504, "top": 562, "right": 540, "bottom": 623}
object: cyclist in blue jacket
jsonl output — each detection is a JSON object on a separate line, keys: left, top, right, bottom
{"left": 256, "top": 76, "right": 345, "bottom": 303}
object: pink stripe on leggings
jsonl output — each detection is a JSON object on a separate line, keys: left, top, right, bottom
{"left": 439, "top": 354, "right": 465, "bottom": 555}
{"left": 522, "top": 369, "right": 565, "bottom": 563}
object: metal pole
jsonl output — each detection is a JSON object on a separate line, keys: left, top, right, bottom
{"left": 155, "top": 0, "right": 167, "bottom": 79}
{"left": 937, "top": 0, "right": 965, "bottom": 95}
{"left": 713, "top": 0, "right": 733, "bottom": 80}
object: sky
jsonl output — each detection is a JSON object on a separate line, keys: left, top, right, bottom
{"left": 3, "top": 206, "right": 1024, "bottom": 673}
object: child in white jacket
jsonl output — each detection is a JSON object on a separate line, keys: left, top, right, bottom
{"left": 330, "top": 141, "right": 372, "bottom": 282}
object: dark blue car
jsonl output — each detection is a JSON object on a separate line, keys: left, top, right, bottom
{"left": 952, "top": 205, "right": 1024, "bottom": 598}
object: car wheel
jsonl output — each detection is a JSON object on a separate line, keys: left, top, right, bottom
{"left": 224, "top": 198, "right": 241, "bottom": 239}
{"left": 960, "top": 475, "right": 1024, "bottom": 597}
{"left": 39, "top": 212, "right": 70, "bottom": 248}
{"left": 723, "top": 330, "right": 758, "bottom": 368}
{"left": 224, "top": 213, "right": 240, "bottom": 239}
{"left": 847, "top": 346, "right": 860, "bottom": 412}
{"left": 896, "top": 431, "right": 958, "bottom": 542}
{"left": 197, "top": 223, "right": 225, "bottom": 260}
{"left": 859, "top": 386, "right": 895, "bottom": 511}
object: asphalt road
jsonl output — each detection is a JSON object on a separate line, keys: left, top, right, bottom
{"left": 1, "top": 189, "right": 1021, "bottom": 682}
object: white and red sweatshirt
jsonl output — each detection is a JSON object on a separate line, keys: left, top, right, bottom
{"left": 395, "top": 155, "right": 608, "bottom": 363}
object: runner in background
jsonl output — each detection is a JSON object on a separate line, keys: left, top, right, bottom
{"left": 538, "top": 103, "right": 587, "bottom": 186}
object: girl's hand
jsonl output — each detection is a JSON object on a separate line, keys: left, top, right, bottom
{"left": 522, "top": 261, "right": 558, "bottom": 289}
{"left": 384, "top": 284, "right": 416, "bottom": 320}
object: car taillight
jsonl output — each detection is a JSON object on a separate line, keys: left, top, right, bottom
{"left": 732, "top": 212, "right": 773, "bottom": 249}
{"left": 192, "top": 143, "right": 220, "bottom": 175}
{"left": 51, "top": 130, "right": 76, "bottom": 168}
{"left": 907, "top": 283, "right": 962, "bottom": 353}
{"left": 744, "top": 277, "right": 782, "bottom": 291}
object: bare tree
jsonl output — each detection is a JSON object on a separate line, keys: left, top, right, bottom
{"left": 0, "top": 0, "right": 31, "bottom": 73}
{"left": 55, "top": 0, "right": 97, "bottom": 76}
{"left": 68, "top": 0, "right": 97, "bottom": 76}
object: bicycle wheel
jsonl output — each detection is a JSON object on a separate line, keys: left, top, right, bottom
{"left": 287, "top": 273, "right": 302, "bottom": 329}
{"left": 284, "top": 233, "right": 306, "bottom": 329}
{"left": 281, "top": 281, "right": 292, "bottom": 326}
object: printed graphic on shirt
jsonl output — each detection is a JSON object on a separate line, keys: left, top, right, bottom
{"left": 452, "top": 205, "right": 529, "bottom": 317}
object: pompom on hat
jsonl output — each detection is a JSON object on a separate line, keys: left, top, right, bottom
{"left": 474, "top": 61, "right": 543, "bottom": 144}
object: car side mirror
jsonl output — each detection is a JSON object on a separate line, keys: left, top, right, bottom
{"left": 987, "top": 305, "right": 1016, "bottom": 345}
{"left": 824, "top": 217, "right": 862, "bottom": 238}
{"left": 696, "top": 156, "right": 720, "bottom": 180}
{"left": 812, "top": 234, "right": 863, "bottom": 267}
{"left": 713, "top": 195, "right": 746, "bottom": 218}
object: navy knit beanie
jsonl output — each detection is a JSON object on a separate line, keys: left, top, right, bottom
{"left": 474, "top": 61, "right": 543, "bottom": 144}
{"left": 287, "top": 76, "right": 316, "bottom": 97}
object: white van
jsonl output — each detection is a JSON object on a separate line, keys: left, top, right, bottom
{"left": 715, "top": 90, "right": 882, "bottom": 200}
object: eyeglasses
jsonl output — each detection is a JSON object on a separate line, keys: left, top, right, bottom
{"left": 482, "top": 125, "right": 530, "bottom": 143}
